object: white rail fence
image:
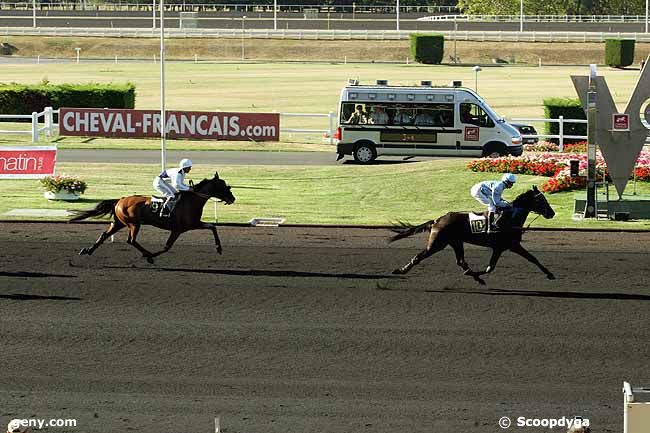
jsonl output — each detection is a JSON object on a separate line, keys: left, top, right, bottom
{"left": 0, "top": 106, "right": 55, "bottom": 143}
{"left": 4, "top": 27, "right": 650, "bottom": 42}
{"left": 510, "top": 116, "right": 588, "bottom": 151}
{"left": 419, "top": 14, "right": 650, "bottom": 23}
{"left": 280, "top": 111, "right": 335, "bottom": 144}
{"left": 0, "top": 108, "right": 336, "bottom": 143}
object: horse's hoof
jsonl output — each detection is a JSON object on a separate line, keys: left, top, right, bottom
{"left": 547, "top": 273, "right": 556, "bottom": 280}
{"left": 79, "top": 248, "right": 89, "bottom": 256}
{"left": 216, "top": 246, "right": 223, "bottom": 255}
{"left": 476, "top": 278, "right": 486, "bottom": 286}
{"left": 146, "top": 256, "right": 154, "bottom": 264}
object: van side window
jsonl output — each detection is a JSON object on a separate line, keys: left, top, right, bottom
{"left": 460, "top": 103, "right": 494, "bottom": 128}
{"left": 341, "top": 103, "right": 368, "bottom": 125}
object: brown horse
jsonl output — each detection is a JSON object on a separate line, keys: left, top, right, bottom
{"left": 70, "top": 171, "right": 235, "bottom": 263}
{"left": 389, "top": 186, "right": 556, "bottom": 285}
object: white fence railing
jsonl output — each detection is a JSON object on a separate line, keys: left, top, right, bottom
{"left": 419, "top": 14, "right": 650, "bottom": 23}
{"left": 4, "top": 27, "right": 650, "bottom": 42}
{"left": 0, "top": 106, "right": 56, "bottom": 143}
{"left": 0, "top": 108, "right": 336, "bottom": 144}
{"left": 510, "top": 116, "right": 588, "bottom": 152}
{"left": 280, "top": 111, "right": 335, "bottom": 144}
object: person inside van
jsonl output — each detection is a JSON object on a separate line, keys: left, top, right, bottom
{"left": 393, "top": 108, "right": 412, "bottom": 125}
{"left": 369, "top": 106, "right": 389, "bottom": 125}
{"left": 347, "top": 105, "right": 367, "bottom": 124}
{"left": 460, "top": 103, "right": 479, "bottom": 125}
{"left": 414, "top": 110, "right": 435, "bottom": 126}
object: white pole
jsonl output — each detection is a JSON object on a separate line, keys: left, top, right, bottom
{"left": 153, "top": 0, "right": 156, "bottom": 29}
{"left": 273, "top": 0, "right": 277, "bottom": 31}
{"left": 520, "top": 0, "right": 523, "bottom": 32}
{"left": 241, "top": 16, "right": 246, "bottom": 61}
{"left": 396, "top": 0, "right": 400, "bottom": 32}
{"left": 646, "top": 0, "right": 648, "bottom": 33}
{"left": 32, "top": 0, "right": 36, "bottom": 28}
{"left": 160, "top": 0, "right": 166, "bottom": 171}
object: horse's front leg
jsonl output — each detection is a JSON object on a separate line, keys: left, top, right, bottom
{"left": 199, "top": 222, "right": 222, "bottom": 254}
{"left": 464, "top": 248, "right": 504, "bottom": 285}
{"left": 510, "top": 243, "right": 555, "bottom": 280}
{"left": 150, "top": 231, "right": 181, "bottom": 258}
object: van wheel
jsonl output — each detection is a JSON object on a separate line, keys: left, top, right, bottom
{"left": 353, "top": 143, "right": 377, "bottom": 164}
{"left": 482, "top": 142, "right": 506, "bottom": 158}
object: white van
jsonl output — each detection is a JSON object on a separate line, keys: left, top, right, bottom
{"left": 335, "top": 79, "right": 523, "bottom": 163}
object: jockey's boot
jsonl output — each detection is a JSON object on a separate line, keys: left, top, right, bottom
{"left": 487, "top": 211, "right": 496, "bottom": 234}
{"left": 160, "top": 197, "right": 174, "bottom": 218}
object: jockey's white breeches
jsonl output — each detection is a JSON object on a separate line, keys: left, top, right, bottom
{"left": 153, "top": 177, "right": 177, "bottom": 198}
{"left": 470, "top": 184, "right": 497, "bottom": 212}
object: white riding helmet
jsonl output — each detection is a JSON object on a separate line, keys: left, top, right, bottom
{"left": 179, "top": 158, "right": 193, "bottom": 169}
{"left": 502, "top": 173, "right": 517, "bottom": 184}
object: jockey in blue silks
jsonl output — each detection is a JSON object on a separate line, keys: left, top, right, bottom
{"left": 470, "top": 173, "right": 516, "bottom": 233}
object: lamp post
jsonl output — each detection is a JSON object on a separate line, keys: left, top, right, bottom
{"left": 472, "top": 65, "right": 482, "bottom": 92}
{"left": 519, "top": 0, "right": 523, "bottom": 32}
{"left": 646, "top": 0, "right": 648, "bottom": 33}
{"left": 241, "top": 15, "right": 246, "bottom": 61}
{"left": 273, "top": 0, "right": 277, "bottom": 30}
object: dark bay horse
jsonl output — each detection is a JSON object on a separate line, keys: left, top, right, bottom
{"left": 70, "top": 171, "right": 235, "bottom": 263}
{"left": 389, "top": 186, "right": 556, "bottom": 284}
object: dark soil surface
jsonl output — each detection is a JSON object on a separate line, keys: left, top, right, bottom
{"left": 1, "top": 223, "right": 649, "bottom": 433}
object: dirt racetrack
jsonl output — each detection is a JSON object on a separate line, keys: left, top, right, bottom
{"left": 1, "top": 222, "right": 649, "bottom": 433}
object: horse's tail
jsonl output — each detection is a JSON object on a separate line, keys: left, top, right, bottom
{"left": 388, "top": 218, "right": 437, "bottom": 243}
{"left": 69, "top": 199, "right": 119, "bottom": 222}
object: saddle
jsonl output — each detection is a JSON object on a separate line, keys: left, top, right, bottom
{"left": 150, "top": 195, "right": 178, "bottom": 218}
{"left": 468, "top": 210, "right": 511, "bottom": 234}
{"left": 468, "top": 212, "right": 490, "bottom": 234}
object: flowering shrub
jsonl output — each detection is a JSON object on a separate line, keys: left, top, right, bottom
{"left": 39, "top": 175, "right": 88, "bottom": 194}
{"left": 523, "top": 141, "right": 587, "bottom": 153}
{"left": 468, "top": 152, "right": 619, "bottom": 193}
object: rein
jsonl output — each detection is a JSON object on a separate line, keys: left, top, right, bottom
{"left": 522, "top": 213, "right": 541, "bottom": 234}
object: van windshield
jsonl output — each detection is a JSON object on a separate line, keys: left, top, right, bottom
{"left": 473, "top": 95, "right": 505, "bottom": 123}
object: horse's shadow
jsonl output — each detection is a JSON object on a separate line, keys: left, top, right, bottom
{"left": 0, "top": 293, "right": 81, "bottom": 301}
{"left": 103, "top": 265, "right": 391, "bottom": 280}
{"left": 423, "top": 287, "right": 650, "bottom": 301}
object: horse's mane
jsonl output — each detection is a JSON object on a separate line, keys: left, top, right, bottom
{"left": 193, "top": 177, "right": 212, "bottom": 191}
{"left": 512, "top": 188, "right": 536, "bottom": 208}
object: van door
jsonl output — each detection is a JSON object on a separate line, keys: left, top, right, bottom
{"left": 458, "top": 102, "right": 496, "bottom": 156}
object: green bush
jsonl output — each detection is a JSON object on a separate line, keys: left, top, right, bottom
{"left": 605, "top": 39, "right": 635, "bottom": 68}
{"left": 0, "top": 82, "right": 136, "bottom": 120}
{"left": 543, "top": 97, "right": 586, "bottom": 144}
{"left": 409, "top": 33, "right": 444, "bottom": 65}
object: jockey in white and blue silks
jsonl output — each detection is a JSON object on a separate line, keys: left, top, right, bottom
{"left": 470, "top": 173, "right": 516, "bottom": 232}
{"left": 152, "top": 158, "right": 193, "bottom": 216}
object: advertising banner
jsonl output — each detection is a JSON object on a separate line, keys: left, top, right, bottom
{"left": 59, "top": 108, "right": 280, "bottom": 141}
{"left": 0, "top": 146, "right": 57, "bottom": 179}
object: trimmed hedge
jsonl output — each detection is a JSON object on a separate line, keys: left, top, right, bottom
{"left": 605, "top": 39, "right": 635, "bottom": 68}
{"left": 409, "top": 33, "right": 444, "bottom": 65}
{"left": 0, "top": 82, "right": 136, "bottom": 118}
{"left": 543, "top": 97, "right": 586, "bottom": 144}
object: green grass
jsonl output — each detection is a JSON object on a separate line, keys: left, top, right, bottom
{"left": 0, "top": 62, "right": 644, "bottom": 150}
{"left": 5, "top": 160, "right": 650, "bottom": 229}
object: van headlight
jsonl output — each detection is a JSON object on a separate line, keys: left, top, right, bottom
{"left": 511, "top": 136, "right": 522, "bottom": 145}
